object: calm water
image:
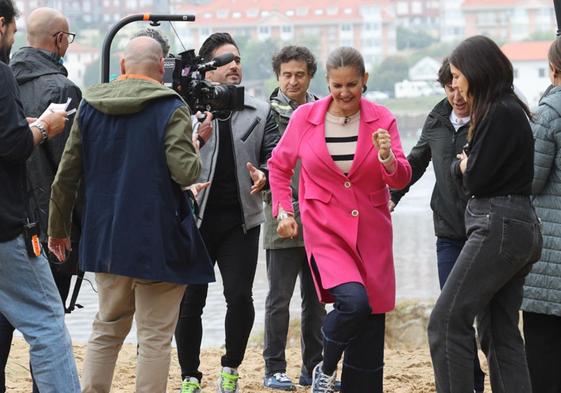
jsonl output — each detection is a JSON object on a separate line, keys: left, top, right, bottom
{"left": 56, "top": 137, "right": 440, "bottom": 346}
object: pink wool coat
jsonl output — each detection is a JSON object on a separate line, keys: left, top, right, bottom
{"left": 268, "top": 96, "right": 412, "bottom": 313}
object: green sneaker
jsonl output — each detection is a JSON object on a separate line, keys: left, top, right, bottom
{"left": 181, "top": 377, "right": 201, "bottom": 393}
{"left": 217, "top": 367, "right": 239, "bottom": 393}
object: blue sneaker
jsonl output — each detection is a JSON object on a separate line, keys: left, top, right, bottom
{"left": 263, "top": 372, "right": 295, "bottom": 391}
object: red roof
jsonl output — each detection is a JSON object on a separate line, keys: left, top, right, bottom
{"left": 462, "top": 0, "right": 515, "bottom": 6}
{"left": 501, "top": 41, "right": 551, "bottom": 62}
{"left": 462, "top": 0, "right": 550, "bottom": 8}
{"left": 172, "top": 0, "right": 392, "bottom": 26}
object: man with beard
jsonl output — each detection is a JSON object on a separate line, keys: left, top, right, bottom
{"left": 0, "top": 1, "right": 80, "bottom": 392}
{"left": 174, "top": 32, "right": 280, "bottom": 393}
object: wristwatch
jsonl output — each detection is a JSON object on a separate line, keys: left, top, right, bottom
{"left": 277, "top": 210, "right": 290, "bottom": 221}
{"left": 32, "top": 122, "right": 48, "bottom": 144}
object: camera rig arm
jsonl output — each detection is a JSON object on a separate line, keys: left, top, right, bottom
{"left": 553, "top": 0, "right": 561, "bottom": 37}
{"left": 101, "top": 13, "right": 195, "bottom": 83}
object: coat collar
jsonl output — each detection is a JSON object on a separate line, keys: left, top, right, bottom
{"left": 307, "top": 95, "right": 379, "bottom": 125}
{"left": 306, "top": 96, "right": 381, "bottom": 178}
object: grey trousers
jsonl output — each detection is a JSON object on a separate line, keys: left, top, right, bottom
{"left": 263, "top": 247, "right": 326, "bottom": 378}
{"left": 428, "top": 195, "right": 542, "bottom": 393}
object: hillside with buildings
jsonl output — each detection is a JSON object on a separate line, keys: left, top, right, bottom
{"left": 12, "top": 0, "right": 558, "bottom": 106}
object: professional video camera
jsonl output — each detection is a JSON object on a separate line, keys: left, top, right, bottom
{"left": 164, "top": 49, "right": 245, "bottom": 114}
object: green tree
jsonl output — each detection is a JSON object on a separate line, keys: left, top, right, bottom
{"left": 368, "top": 56, "right": 409, "bottom": 96}
{"left": 397, "top": 26, "right": 438, "bottom": 51}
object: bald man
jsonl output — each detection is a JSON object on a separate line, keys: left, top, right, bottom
{"left": 48, "top": 36, "right": 214, "bottom": 393}
{"left": 10, "top": 6, "right": 82, "bottom": 307}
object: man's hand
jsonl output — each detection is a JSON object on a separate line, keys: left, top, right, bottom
{"left": 42, "top": 110, "right": 68, "bottom": 138}
{"left": 188, "top": 182, "right": 211, "bottom": 198}
{"left": 247, "top": 162, "right": 266, "bottom": 194}
{"left": 277, "top": 216, "right": 298, "bottom": 239}
{"left": 48, "top": 237, "right": 71, "bottom": 263}
{"left": 196, "top": 111, "right": 213, "bottom": 144}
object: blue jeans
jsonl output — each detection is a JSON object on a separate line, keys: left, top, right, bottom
{"left": 436, "top": 237, "right": 485, "bottom": 391}
{"left": 0, "top": 235, "right": 80, "bottom": 393}
{"left": 322, "top": 282, "right": 385, "bottom": 393}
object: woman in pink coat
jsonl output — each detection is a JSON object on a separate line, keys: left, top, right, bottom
{"left": 268, "top": 47, "right": 412, "bottom": 393}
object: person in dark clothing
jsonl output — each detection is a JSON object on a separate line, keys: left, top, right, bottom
{"left": 174, "top": 32, "right": 280, "bottom": 393}
{"left": 0, "top": 8, "right": 82, "bottom": 392}
{"left": 427, "top": 35, "right": 543, "bottom": 393}
{"left": 390, "top": 58, "right": 485, "bottom": 392}
{"left": 262, "top": 46, "right": 327, "bottom": 391}
{"left": 10, "top": 6, "right": 82, "bottom": 308}
{"left": 0, "top": 1, "right": 80, "bottom": 392}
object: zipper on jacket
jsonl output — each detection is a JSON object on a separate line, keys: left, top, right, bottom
{"left": 240, "top": 117, "right": 261, "bottom": 142}
{"left": 229, "top": 116, "right": 248, "bottom": 233}
{"left": 197, "top": 121, "right": 219, "bottom": 226}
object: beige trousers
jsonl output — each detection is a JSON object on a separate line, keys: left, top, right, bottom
{"left": 81, "top": 273, "right": 186, "bottom": 393}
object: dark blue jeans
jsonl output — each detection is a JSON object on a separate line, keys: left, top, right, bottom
{"left": 436, "top": 237, "right": 485, "bottom": 391}
{"left": 429, "top": 196, "right": 542, "bottom": 393}
{"left": 263, "top": 247, "right": 325, "bottom": 378}
{"left": 322, "top": 282, "right": 385, "bottom": 393}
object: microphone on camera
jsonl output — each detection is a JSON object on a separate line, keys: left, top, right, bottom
{"left": 197, "top": 53, "right": 236, "bottom": 72}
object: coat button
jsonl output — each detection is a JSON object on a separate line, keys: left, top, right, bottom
{"left": 344, "top": 181, "right": 351, "bottom": 188}
{"left": 351, "top": 209, "right": 359, "bottom": 217}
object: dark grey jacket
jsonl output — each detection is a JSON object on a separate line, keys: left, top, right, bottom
{"left": 10, "top": 47, "right": 82, "bottom": 241}
{"left": 195, "top": 93, "right": 280, "bottom": 231}
{"left": 262, "top": 88, "right": 318, "bottom": 249}
{"left": 391, "top": 98, "right": 469, "bottom": 240}
{"left": 522, "top": 85, "right": 561, "bottom": 316}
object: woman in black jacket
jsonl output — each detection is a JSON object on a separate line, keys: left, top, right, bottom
{"left": 427, "top": 35, "right": 543, "bottom": 393}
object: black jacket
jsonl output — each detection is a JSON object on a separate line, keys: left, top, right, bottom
{"left": 391, "top": 98, "right": 469, "bottom": 240}
{"left": 0, "top": 62, "right": 35, "bottom": 242}
{"left": 10, "top": 47, "right": 82, "bottom": 241}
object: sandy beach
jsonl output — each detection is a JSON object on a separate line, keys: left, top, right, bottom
{"left": 4, "top": 301, "right": 492, "bottom": 392}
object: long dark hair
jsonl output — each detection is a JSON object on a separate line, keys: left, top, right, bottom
{"left": 449, "top": 35, "right": 531, "bottom": 140}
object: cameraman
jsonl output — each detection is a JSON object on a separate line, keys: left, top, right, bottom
{"left": 0, "top": 1, "right": 80, "bottom": 391}
{"left": 175, "top": 32, "right": 280, "bottom": 393}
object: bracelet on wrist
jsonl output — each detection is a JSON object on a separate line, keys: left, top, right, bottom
{"left": 31, "top": 122, "right": 48, "bottom": 144}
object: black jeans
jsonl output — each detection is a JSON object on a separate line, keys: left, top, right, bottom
{"left": 175, "top": 208, "right": 260, "bottom": 381}
{"left": 436, "top": 237, "right": 485, "bottom": 391}
{"left": 322, "top": 282, "right": 385, "bottom": 393}
{"left": 0, "top": 313, "right": 12, "bottom": 393}
{"left": 523, "top": 311, "right": 561, "bottom": 393}
{"left": 429, "top": 196, "right": 542, "bottom": 393}
{"left": 263, "top": 247, "right": 325, "bottom": 378}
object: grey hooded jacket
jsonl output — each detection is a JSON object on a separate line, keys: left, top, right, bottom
{"left": 195, "top": 93, "right": 280, "bottom": 231}
{"left": 522, "top": 85, "right": 561, "bottom": 316}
